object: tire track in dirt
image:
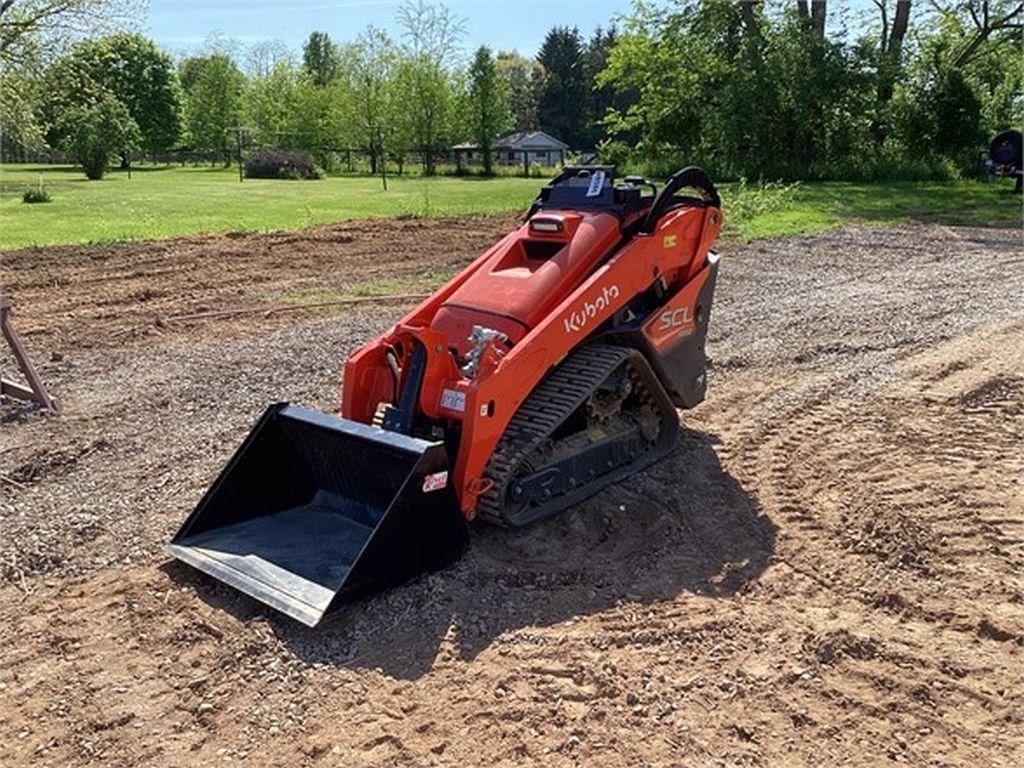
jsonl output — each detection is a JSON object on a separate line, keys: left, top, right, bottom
{"left": 702, "top": 317, "right": 1024, "bottom": 763}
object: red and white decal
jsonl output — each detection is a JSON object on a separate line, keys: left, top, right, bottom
{"left": 422, "top": 471, "right": 449, "bottom": 493}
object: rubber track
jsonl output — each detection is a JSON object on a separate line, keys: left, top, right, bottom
{"left": 477, "top": 344, "right": 673, "bottom": 527}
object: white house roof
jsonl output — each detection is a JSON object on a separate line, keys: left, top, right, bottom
{"left": 453, "top": 130, "right": 569, "bottom": 152}
{"left": 495, "top": 131, "right": 569, "bottom": 150}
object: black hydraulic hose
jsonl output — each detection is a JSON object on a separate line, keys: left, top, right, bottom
{"left": 385, "top": 347, "right": 401, "bottom": 398}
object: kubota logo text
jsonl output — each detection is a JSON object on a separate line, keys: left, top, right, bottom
{"left": 563, "top": 284, "right": 620, "bottom": 333}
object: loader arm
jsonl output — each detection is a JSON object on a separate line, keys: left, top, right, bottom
{"left": 342, "top": 230, "right": 519, "bottom": 424}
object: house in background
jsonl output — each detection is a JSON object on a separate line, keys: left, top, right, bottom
{"left": 453, "top": 131, "right": 569, "bottom": 173}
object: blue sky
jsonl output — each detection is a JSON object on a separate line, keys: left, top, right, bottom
{"left": 148, "top": 0, "right": 881, "bottom": 62}
{"left": 147, "top": 0, "right": 635, "bottom": 59}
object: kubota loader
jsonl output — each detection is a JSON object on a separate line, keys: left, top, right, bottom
{"left": 168, "top": 166, "right": 723, "bottom": 626}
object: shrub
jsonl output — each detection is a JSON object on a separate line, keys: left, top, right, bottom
{"left": 22, "top": 182, "right": 51, "bottom": 204}
{"left": 526, "top": 162, "right": 547, "bottom": 178}
{"left": 244, "top": 148, "right": 324, "bottom": 180}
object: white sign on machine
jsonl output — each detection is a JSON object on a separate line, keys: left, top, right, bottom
{"left": 440, "top": 388, "right": 466, "bottom": 412}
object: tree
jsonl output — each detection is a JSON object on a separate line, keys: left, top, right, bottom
{"left": 1, "top": 1, "right": 141, "bottom": 153}
{"left": 343, "top": 27, "right": 399, "bottom": 174}
{"left": 536, "top": 26, "right": 587, "bottom": 148}
{"left": 57, "top": 91, "right": 139, "bottom": 178}
{"left": 183, "top": 53, "right": 244, "bottom": 159}
{"left": 496, "top": 50, "right": 543, "bottom": 132}
{"left": 64, "top": 33, "right": 181, "bottom": 153}
{"left": 396, "top": 0, "right": 464, "bottom": 174}
{"left": 861, "top": 2, "right": 1023, "bottom": 149}
{"left": 891, "top": 2, "right": 1022, "bottom": 159}
{"left": 582, "top": 25, "right": 632, "bottom": 147}
{"left": 0, "top": 49, "right": 47, "bottom": 154}
{"left": 245, "top": 56, "right": 299, "bottom": 145}
{"left": 245, "top": 39, "right": 289, "bottom": 78}
{"left": 466, "top": 45, "right": 512, "bottom": 174}
{"left": 0, "top": 0, "right": 141, "bottom": 65}
{"left": 870, "top": 0, "right": 913, "bottom": 142}
{"left": 600, "top": 0, "right": 868, "bottom": 177}
{"left": 938, "top": 0, "right": 1024, "bottom": 68}
{"left": 283, "top": 73, "right": 350, "bottom": 168}
{"left": 303, "top": 30, "right": 340, "bottom": 86}
{"left": 38, "top": 49, "right": 103, "bottom": 143}
{"left": 897, "top": 66, "right": 984, "bottom": 158}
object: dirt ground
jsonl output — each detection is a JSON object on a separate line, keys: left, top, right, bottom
{"left": 1, "top": 217, "right": 1022, "bottom": 767}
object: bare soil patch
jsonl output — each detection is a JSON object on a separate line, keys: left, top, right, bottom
{"left": 0, "top": 215, "right": 517, "bottom": 349}
{"left": 1, "top": 219, "right": 1022, "bottom": 767}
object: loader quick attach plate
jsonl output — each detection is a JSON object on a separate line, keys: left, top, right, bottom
{"left": 167, "top": 403, "right": 468, "bottom": 626}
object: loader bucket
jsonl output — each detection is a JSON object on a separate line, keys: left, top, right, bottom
{"left": 167, "top": 403, "right": 468, "bottom": 627}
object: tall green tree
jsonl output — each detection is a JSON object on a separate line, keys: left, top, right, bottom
{"left": 342, "top": 27, "right": 399, "bottom": 174}
{"left": 303, "top": 30, "right": 340, "bottom": 86}
{"left": 39, "top": 51, "right": 103, "bottom": 143}
{"left": 466, "top": 45, "right": 512, "bottom": 174}
{"left": 891, "top": 2, "right": 1022, "bottom": 160}
{"left": 182, "top": 53, "right": 244, "bottom": 158}
{"left": 63, "top": 33, "right": 182, "bottom": 153}
{"left": 57, "top": 92, "right": 139, "bottom": 179}
{"left": 600, "top": 0, "right": 868, "bottom": 177}
{"left": 245, "top": 56, "right": 300, "bottom": 146}
{"left": 536, "top": 26, "right": 587, "bottom": 147}
{"left": 284, "top": 74, "right": 351, "bottom": 167}
{"left": 496, "top": 50, "right": 543, "bottom": 132}
{"left": 582, "top": 25, "right": 631, "bottom": 147}
{"left": 0, "top": 0, "right": 141, "bottom": 153}
{"left": 396, "top": 0, "right": 464, "bottom": 174}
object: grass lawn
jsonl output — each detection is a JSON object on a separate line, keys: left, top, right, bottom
{"left": 0, "top": 163, "right": 1019, "bottom": 250}
{"left": 736, "top": 179, "right": 1021, "bottom": 240}
{"left": 0, "top": 164, "right": 542, "bottom": 250}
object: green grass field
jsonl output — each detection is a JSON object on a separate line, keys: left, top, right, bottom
{"left": 0, "top": 164, "right": 542, "bottom": 250}
{"left": 736, "top": 179, "right": 1021, "bottom": 239}
{"left": 0, "top": 163, "right": 1019, "bottom": 250}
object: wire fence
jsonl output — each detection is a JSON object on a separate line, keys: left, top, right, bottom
{"left": 0, "top": 138, "right": 574, "bottom": 179}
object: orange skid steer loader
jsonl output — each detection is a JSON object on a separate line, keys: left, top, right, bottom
{"left": 168, "top": 166, "right": 724, "bottom": 626}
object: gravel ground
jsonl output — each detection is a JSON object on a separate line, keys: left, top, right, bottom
{"left": 1, "top": 220, "right": 1022, "bottom": 767}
